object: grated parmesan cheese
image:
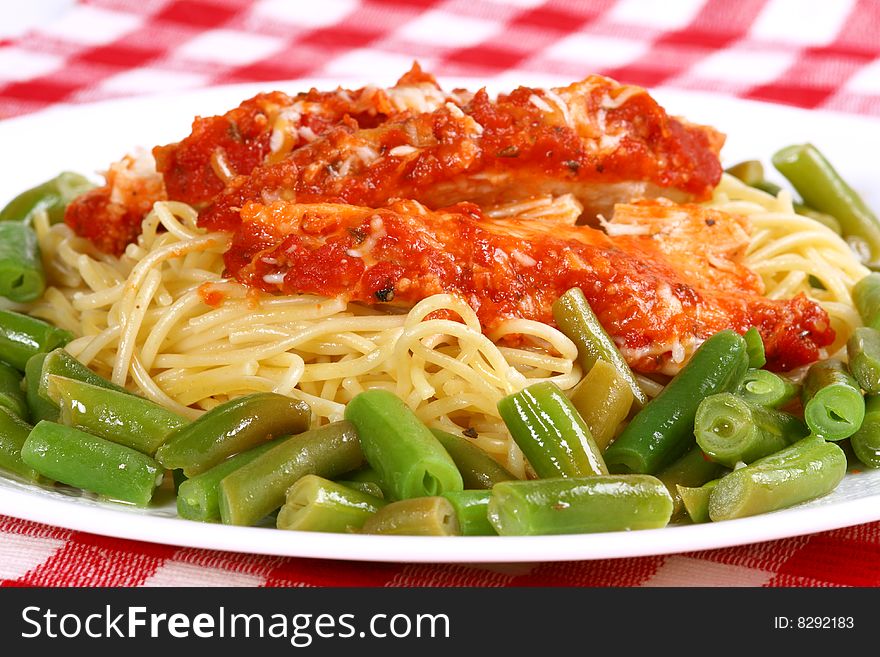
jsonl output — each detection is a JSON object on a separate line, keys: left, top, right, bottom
{"left": 543, "top": 89, "right": 574, "bottom": 127}
{"left": 528, "top": 93, "right": 554, "bottom": 114}
{"left": 388, "top": 145, "right": 419, "bottom": 157}
{"left": 511, "top": 250, "right": 537, "bottom": 267}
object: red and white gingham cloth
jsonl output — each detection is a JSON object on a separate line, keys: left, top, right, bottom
{"left": 2, "top": 0, "right": 880, "bottom": 587}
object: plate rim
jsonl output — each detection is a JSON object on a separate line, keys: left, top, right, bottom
{"left": 2, "top": 479, "right": 878, "bottom": 563}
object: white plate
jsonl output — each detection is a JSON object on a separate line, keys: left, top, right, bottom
{"left": 1, "top": 80, "right": 880, "bottom": 563}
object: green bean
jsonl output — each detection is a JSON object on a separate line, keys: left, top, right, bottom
{"left": 847, "top": 326, "right": 880, "bottom": 394}
{"left": 0, "top": 360, "right": 27, "bottom": 419}
{"left": 0, "top": 222, "right": 45, "bottom": 302}
{"left": 156, "top": 392, "right": 310, "bottom": 475}
{"left": 753, "top": 180, "right": 782, "bottom": 196}
{"left": 25, "top": 353, "right": 55, "bottom": 423}
{"left": 26, "top": 348, "right": 129, "bottom": 423}
{"left": 695, "top": 393, "right": 808, "bottom": 467}
{"left": 0, "top": 172, "right": 95, "bottom": 224}
{"left": 676, "top": 480, "right": 719, "bottom": 524}
{"left": 0, "top": 407, "right": 42, "bottom": 481}
{"left": 0, "top": 310, "right": 72, "bottom": 371}
{"left": 498, "top": 381, "right": 607, "bottom": 479}
{"left": 277, "top": 475, "right": 385, "bottom": 533}
{"left": 773, "top": 143, "right": 880, "bottom": 265}
{"left": 655, "top": 446, "right": 725, "bottom": 518}
{"left": 850, "top": 394, "right": 880, "bottom": 469}
{"left": 725, "top": 160, "right": 765, "bottom": 186}
{"left": 442, "top": 490, "right": 496, "bottom": 536}
{"left": 335, "top": 480, "right": 385, "bottom": 499}
{"left": 37, "top": 348, "right": 128, "bottom": 397}
{"left": 344, "top": 389, "right": 462, "bottom": 500}
{"left": 552, "top": 287, "right": 647, "bottom": 406}
{"left": 737, "top": 369, "right": 799, "bottom": 408}
{"left": 337, "top": 466, "right": 391, "bottom": 499}
{"left": 431, "top": 428, "right": 516, "bottom": 489}
{"left": 46, "top": 375, "right": 186, "bottom": 455}
{"left": 604, "top": 329, "right": 749, "bottom": 474}
{"left": 488, "top": 475, "right": 673, "bottom": 536}
{"left": 21, "top": 420, "right": 163, "bottom": 505}
{"left": 743, "top": 327, "right": 766, "bottom": 369}
{"left": 801, "top": 360, "right": 865, "bottom": 441}
{"left": 569, "top": 359, "right": 634, "bottom": 450}
{"left": 361, "top": 497, "right": 460, "bottom": 536}
{"left": 176, "top": 440, "right": 279, "bottom": 522}
{"left": 708, "top": 435, "right": 847, "bottom": 521}
{"left": 218, "top": 421, "right": 364, "bottom": 526}
{"left": 853, "top": 273, "right": 880, "bottom": 330}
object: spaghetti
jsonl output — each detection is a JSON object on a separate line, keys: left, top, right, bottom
{"left": 26, "top": 201, "right": 584, "bottom": 479}
{"left": 712, "top": 173, "right": 868, "bottom": 357}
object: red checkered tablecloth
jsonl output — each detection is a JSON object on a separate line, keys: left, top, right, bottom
{"left": 1, "top": 0, "right": 880, "bottom": 587}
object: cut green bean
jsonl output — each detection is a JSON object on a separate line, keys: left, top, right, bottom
{"left": 498, "top": 381, "right": 607, "bottom": 479}
{"left": 27, "top": 348, "right": 129, "bottom": 423}
{"left": 552, "top": 287, "right": 647, "bottom": 406}
{"left": 677, "top": 480, "right": 719, "bottom": 524}
{"left": 0, "top": 360, "right": 27, "bottom": 420}
{"left": 219, "top": 421, "right": 364, "bottom": 526}
{"left": 725, "top": 160, "right": 765, "bottom": 186}
{"left": 743, "top": 327, "right": 766, "bottom": 369}
{"left": 338, "top": 466, "right": 391, "bottom": 499}
{"left": 25, "top": 353, "right": 55, "bottom": 423}
{"left": 695, "top": 393, "right": 808, "bottom": 467}
{"left": 0, "top": 172, "right": 95, "bottom": 224}
{"left": 851, "top": 394, "right": 880, "bottom": 469}
{"left": 801, "top": 360, "right": 865, "bottom": 441}
{"left": 0, "top": 310, "right": 72, "bottom": 371}
{"left": 47, "top": 375, "right": 186, "bottom": 455}
{"left": 156, "top": 392, "right": 311, "bottom": 475}
{"left": 569, "top": 359, "right": 634, "bottom": 450}
{"left": 344, "top": 390, "right": 462, "bottom": 500}
{"left": 853, "top": 273, "right": 880, "bottom": 330}
{"left": 21, "top": 420, "right": 163, "bottom": 505}
{"left": 431, "top": 429, "right": 516, "bottom": 489}
{"left": 335, "top": 480, "right": 385, "bottom": 499}
{"left": 488, "top": 475, "right": 673, "bottom": 536}
{"left": 0, "top": 222, "right": 45, "bottom": 302}
{"left": 708, "top": 436, "right": 847, "bottom": 521}
{"left": 37, "top": 348, "right": 128, "bottom": 397}
{"left": 0, "top": 407, "right": 42, "bottom": 481}
{"left": 847, "top": 326, "right": 880, "bottom": 394}
{"left": 773, "top": 143, "right": 880, "bottom": 265}
{"left": 753, "top": 180, "right": 782, "bottom": 196}
{"left": 176, "top": 440, "right": 279, "bottom": 522}
{"left": 655, "top": 446, "right": 724, "bottom": 518}
{"left": 737, "top": 369, "right": 799, "bottom": 408}
{"left": 277, "top": 475, "right": 385, "bottom": 533}
{"left": 361, "top": 497, "right": 460, "bottom": 536}
{"left": 604, "top": 329, "right": 749, "bottom": 474}
{"left": 442, "top": 490, "right": 496, "bottom": 536}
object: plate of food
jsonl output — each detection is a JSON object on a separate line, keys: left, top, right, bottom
{"left": 1, "top": 67, "right": 879, "bottom": 563}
